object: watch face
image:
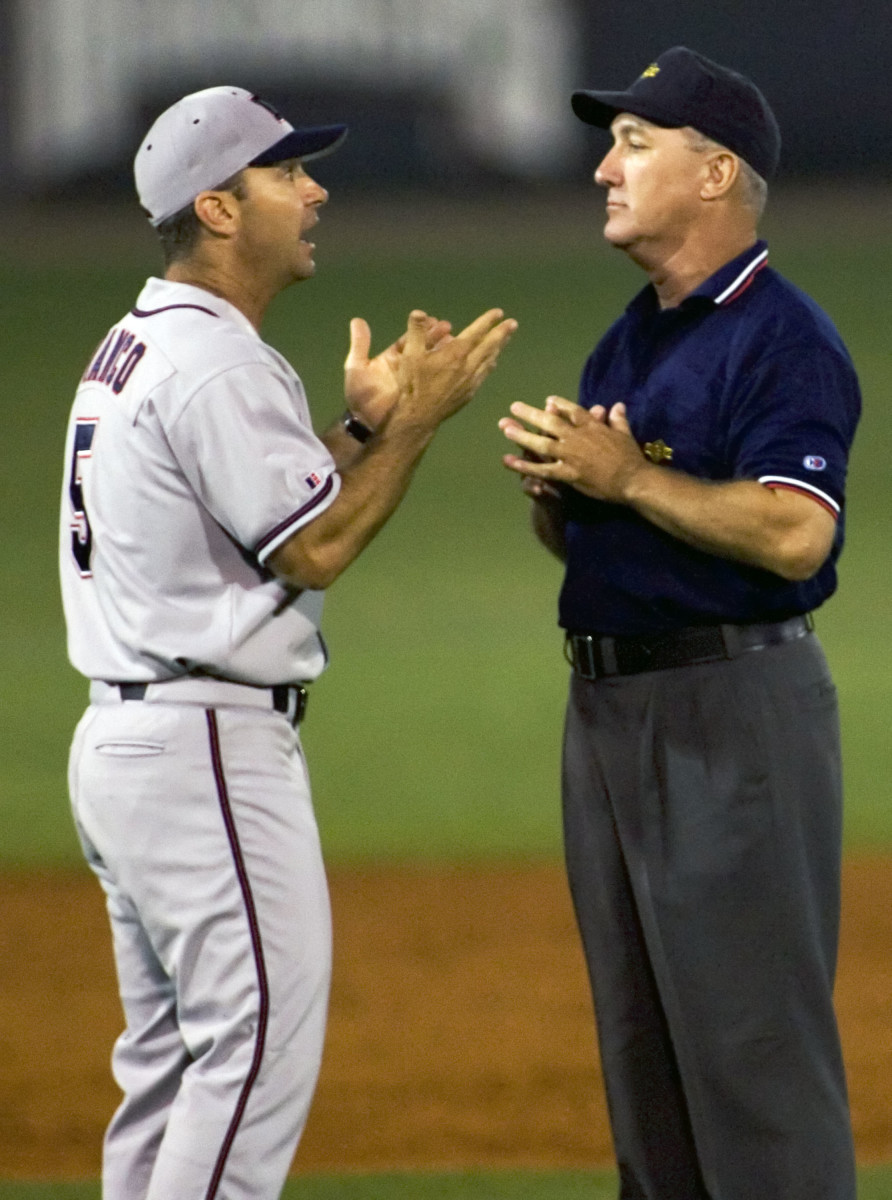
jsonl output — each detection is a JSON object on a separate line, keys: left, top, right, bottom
{"left": 343, "top": 413, "right": 373, "bottom": 443}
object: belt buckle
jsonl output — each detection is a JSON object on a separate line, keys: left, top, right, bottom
{"left": 274, "top": 684, "right": 308, "bottom": 726}
{"left": 565, "top": 634, "right": 607, "bottom": 680}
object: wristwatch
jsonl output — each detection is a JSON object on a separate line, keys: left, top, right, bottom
{"left": 341, "top": 410, "right": 374, "bottom": 444}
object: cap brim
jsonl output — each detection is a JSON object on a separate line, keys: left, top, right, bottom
{"left": 250, "top": 124, "right": 348, "bottom": 167}
{"left": 571, "top": 90, "right": 628, "bottom": 128}
{"left": 571, "top": 90, "right": 681, "bottom": 132}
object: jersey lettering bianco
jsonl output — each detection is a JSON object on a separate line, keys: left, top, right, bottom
{"left": 59, "top": 277, "right": 341, "bottom": 685}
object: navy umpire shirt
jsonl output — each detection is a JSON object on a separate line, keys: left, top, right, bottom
{"left": 559, "top": 241, "right": 862, "bottom": 637}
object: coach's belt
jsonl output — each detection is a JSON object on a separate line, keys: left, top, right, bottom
{"left": 565, "top": 613, "right": 814, "bottom": 681}
{"left": 109, "top": 679, "right": 308, "bottom": 726}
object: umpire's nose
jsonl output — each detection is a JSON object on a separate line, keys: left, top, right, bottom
{"left": 594, "top": 143, "right": 622, "bottom": 189}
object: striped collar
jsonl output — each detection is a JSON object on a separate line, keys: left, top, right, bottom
{"left": 705, "top": 240, "right": 770, "bottom": 306}
{"left": 628, "top": 240, "right": 770, "bottom": 318}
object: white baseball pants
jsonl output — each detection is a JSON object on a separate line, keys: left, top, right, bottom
{"left": 68, "top": 687, "right": 331, "bottom": 1200}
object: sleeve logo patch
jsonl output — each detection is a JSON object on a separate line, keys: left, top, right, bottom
{"left": 803, "top": 455, "right": 827, "bottom": 471}
{"left": 305, "top": 472, "right": 323, "bottom": 489}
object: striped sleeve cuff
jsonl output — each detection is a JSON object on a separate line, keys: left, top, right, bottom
{"left": 759, "top": 475, "right": 840, "bottom": 518}
{"left": 254, "top": 472, "right": 341, "bottom": 563}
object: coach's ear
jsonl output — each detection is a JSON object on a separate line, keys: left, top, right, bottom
{"left": 193, "top": 189, "right": 240, "bottom": 237}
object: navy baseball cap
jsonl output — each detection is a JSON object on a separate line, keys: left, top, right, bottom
{"left": 135, "top": 86, "right": 347, "bottom": 225}
{"left": 572, "top": 46, "right": 781, "bottom": 180}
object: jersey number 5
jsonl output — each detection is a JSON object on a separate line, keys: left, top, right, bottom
{"left": 69, "top": 418, "right": 98, "bottom": 577}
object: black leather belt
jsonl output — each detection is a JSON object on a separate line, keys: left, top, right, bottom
{"left": 565, "top": 613, "right": 814, "bottom": 681}
{"left": 272, "top": 684, "right": 309, "bottom": 726}
{"left": 117, "top": 681, "right": 309, "bottom": 726}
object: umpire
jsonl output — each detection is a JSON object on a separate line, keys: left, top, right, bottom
{"left": 500, "top": 47, "right": 861, "bottom": 1200}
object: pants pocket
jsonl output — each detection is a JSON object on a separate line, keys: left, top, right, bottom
{"left": 95, "top": 741, "right": 166, "bottom": 758}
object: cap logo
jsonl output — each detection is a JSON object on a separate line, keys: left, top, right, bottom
{"left": 640, "top": 63, "right": 660, "bottom": 79}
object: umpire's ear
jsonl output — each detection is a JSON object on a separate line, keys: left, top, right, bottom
{"left": 699, "top": 149, "right": 740, "bottom": 203}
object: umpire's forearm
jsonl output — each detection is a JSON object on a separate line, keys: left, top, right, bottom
{"left": 620, "top": 468, "right": 835, "bottom": 581}
{"left": 530, "top": 495, "right": 568, "bottom": 562}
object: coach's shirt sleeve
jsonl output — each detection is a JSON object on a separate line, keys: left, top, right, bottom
{"left": 164, "top": 358, "right": 340, "bottom": 566}
{"left": 725, "top": 332, "right": 861, "bottom": 520}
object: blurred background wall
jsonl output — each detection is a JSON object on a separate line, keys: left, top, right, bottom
{"left": 2, "top": 0, "right": 891, "bottom": 203}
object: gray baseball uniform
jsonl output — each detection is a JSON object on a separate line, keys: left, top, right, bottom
{"left": 61, "top": 275, "right": 340, "bottom": 1198}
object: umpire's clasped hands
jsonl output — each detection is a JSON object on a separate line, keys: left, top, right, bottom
{"left": 500, "top": 396, "right": 647, "bottom": 504}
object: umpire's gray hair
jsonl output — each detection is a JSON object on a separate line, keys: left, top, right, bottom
{"left": 682, "top": 127, "right": 768, "bottom": 220}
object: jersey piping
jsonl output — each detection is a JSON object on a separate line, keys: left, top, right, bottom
{"left": 254, "top": 474, "right": 338, "bottom": 562}
{"left": 205, "top": 710, "right": 270, "bottom": 1199}
{"left": 132, "top": 303, "right": 220, "bottom": 319}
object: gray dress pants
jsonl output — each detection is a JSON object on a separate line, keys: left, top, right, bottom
{"left": 562, "top": 633, "right": 855, "bottom": 1200}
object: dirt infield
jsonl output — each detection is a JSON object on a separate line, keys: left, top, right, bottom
{"left": 1, "top": 858, "right": 891, "bottom": 1178}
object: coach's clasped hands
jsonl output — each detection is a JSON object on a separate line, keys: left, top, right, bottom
{"left": 343, "top": 312, "right": 453, "bottom": 430}
{"left": 499, "top": 396, "right": 647, "bottom": 504}
{"left": 397, "top": 308, "right": 518, "bottom": 426}
{"left": 344, "top": 309, "right": 517, "bottom": 434}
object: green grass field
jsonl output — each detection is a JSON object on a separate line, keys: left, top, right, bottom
{"left": 1, "top": 191, "right": 890, "bottom": 863}
{"left": 1, "top": 191, "right": 890, "bottom": 1195}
